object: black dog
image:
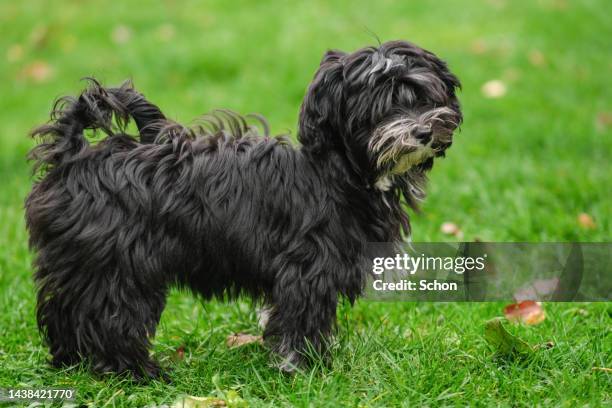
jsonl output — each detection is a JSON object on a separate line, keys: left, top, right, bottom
{"left": 26, "top": 40, "right": 461, "bottom": 378}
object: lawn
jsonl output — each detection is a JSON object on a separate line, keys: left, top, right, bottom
{"left": 0, "top": 0, "right": 610, "bottom": 406}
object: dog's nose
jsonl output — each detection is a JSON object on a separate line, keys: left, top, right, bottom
{"left": 414, "top": 127, "right": 432, "bottom": 144}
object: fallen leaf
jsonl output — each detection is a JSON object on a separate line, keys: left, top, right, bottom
{"left": 484, "top": 318, "right": 533, "bottom": 358}
{"left": 176, "top": 345, "right": 185, "bottom": 360}
{"left": 440, "top": 222, "right": 464, "bottom": 239}
{"left": 481, "top": 79, "right": 507, "bottom": 98}
{"left": 112, "top": 25, "right": 132, "bottom": 44}
{"left": 172, "top": 396, "right": 226, "bottom": 408}
{"left": 226, "top": 333, "right": 262, "bottom": 348}
{"left": 504, "top": 300, "right": 546, "bottom": 325}
{"left": 440, "top": 222, "right": 458, "bottom": 234}
{"left": 20, "top": 60, "right": 53, "bottom": 83}
{"left": 6, "top": 44, "right": 23, "bottom": 63}
{"left": 528, "top": 50, "right": 546, "bottom": 67}
{"left": 577, "top": 213, "right": 596, "bottom": 230}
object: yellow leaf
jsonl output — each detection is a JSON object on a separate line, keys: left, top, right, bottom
{"left": 481, "top": 79, "right": 507, "bottom": 98}
{"left": 21, "top": 60, "right": 53, "bottom": 83}
{"left": 504, "top": 300, "right": 546, "bottom": 325}
{"left": 577, "top": 213, "right": 596, "bottom": 230}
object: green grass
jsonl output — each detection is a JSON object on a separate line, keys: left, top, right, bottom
{"left": 0, "top": 0, "right": 610, "bottom": 406}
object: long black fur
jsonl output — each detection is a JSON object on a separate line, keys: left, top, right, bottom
{"left": 25, "top": 41, "right": 461, "bottom": 378}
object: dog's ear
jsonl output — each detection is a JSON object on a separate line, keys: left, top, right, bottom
{"left": 298, "top": 51, "right": 346, "bottom": 152}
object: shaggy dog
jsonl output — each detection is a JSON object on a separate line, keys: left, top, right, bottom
{"left": 25, "top": 40, "right": 462, "bottom": 378}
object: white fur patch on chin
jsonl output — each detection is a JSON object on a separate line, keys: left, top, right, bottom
{"left": 374, "top": 176, "right": 393, "bottom": 191}
{"left": 391, "top": 145, "right": 434, "bottom": 174}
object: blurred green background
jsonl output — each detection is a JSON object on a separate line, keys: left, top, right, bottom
{"left": 1, "top": 0, "right": 610, "bottom": 241}
{"left": 0, "top": 0, "right": 610, "bottom": 406}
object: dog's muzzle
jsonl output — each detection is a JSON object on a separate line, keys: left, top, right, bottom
{"left": 369, "top": 107, "right": 459, "bottom": 173}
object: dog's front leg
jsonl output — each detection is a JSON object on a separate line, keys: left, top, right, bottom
{"left": 263, "top": 264, "right": 337, "bottom": 372}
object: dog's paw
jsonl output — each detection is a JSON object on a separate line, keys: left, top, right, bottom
{"left": 140, "top": 362, "right": 171, "bottom": 383}
{"left": 276, "top": 351, "right": 302, "bottom": 374}
{"left": 118, "top": 360, "right": 170, "bottom": 383}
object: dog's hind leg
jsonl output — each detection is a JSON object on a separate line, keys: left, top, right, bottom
{"left": 83, "top": 269, "right": 167, "bottom": 380}
{"left": 263, "top": 264, "right": 338, "bottom": 372}
{"left": 34, "top": 242, "right": 168, "bottom": 380}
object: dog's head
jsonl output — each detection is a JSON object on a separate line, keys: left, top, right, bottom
{"left": 299, "top": 40, "right": 462, "bottom": 195}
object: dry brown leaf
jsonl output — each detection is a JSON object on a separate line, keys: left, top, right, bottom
{"left": 577, "top": 213, "right": 596, "bottom": 230}
{"left": 440, "top": 222, "right": 459, "bottom": 235}
{"left": 20, "top": 60, "right": 53, "bottom": 83}
{"left": 504, "top": 300, "right": 546, "bottom": 325}
{"left": 176, "top": 345, "right": 185, "bottom": 360}
{"left": 226, "top": 333, "right": 263, "bottom": 348}
{"left": 440, "top": 222, "right": 463, "bottom": 238}
{"left": 481, "top": 79, "right": 507, "bottom": 98}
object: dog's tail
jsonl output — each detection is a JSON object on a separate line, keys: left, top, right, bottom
{"left": 29, "top": 78, "right": 165, "bottom": 172}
